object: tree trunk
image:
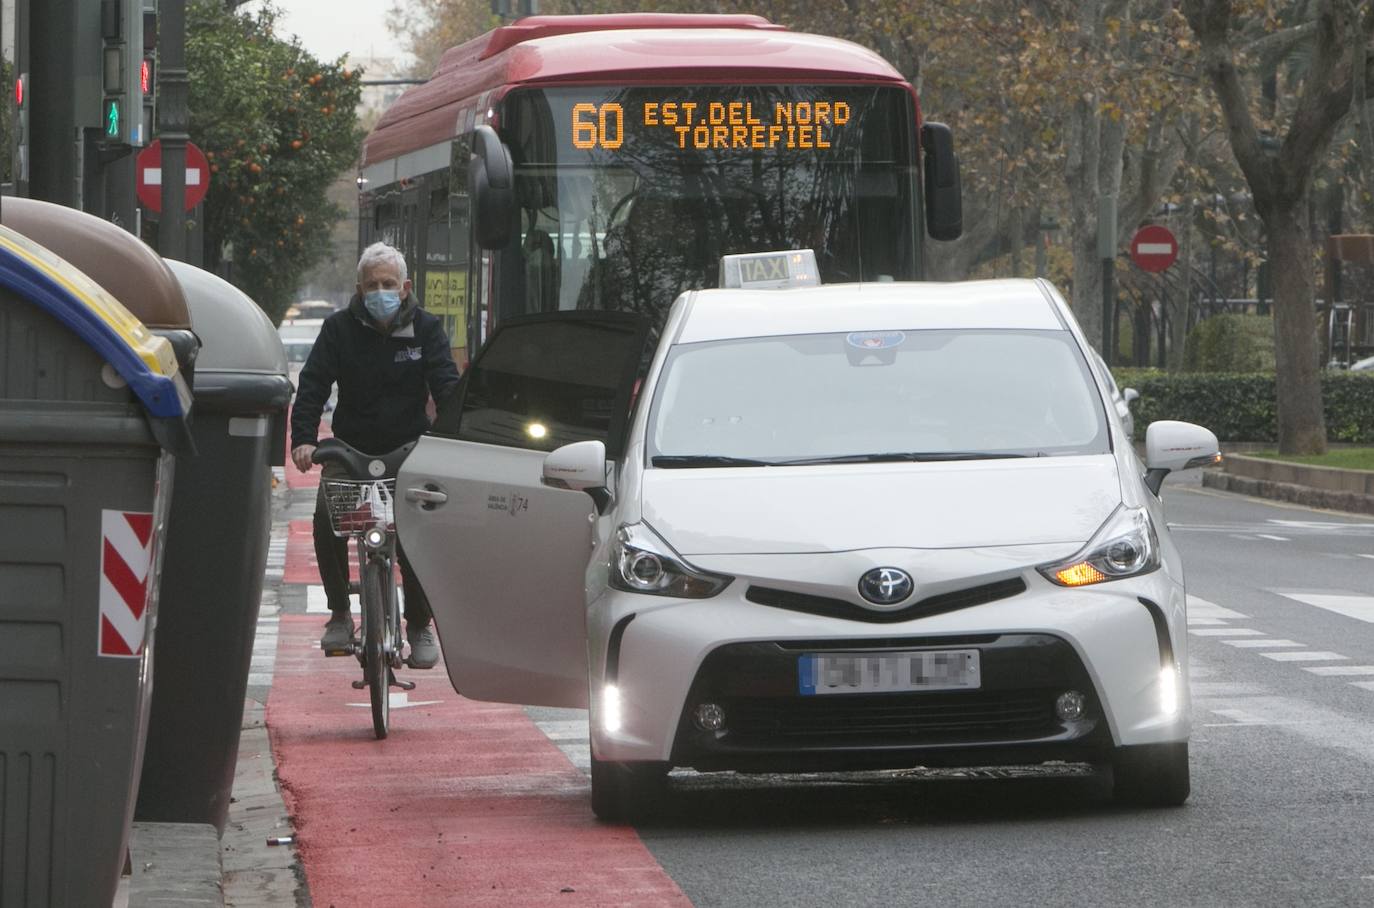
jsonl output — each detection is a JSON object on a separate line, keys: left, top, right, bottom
{"left": 1267, "top": 203, "right": 1328, "bottom": 454}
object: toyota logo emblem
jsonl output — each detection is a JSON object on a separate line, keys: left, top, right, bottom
{"left": 858, "top": 567, "right": 914, "bottom": 606}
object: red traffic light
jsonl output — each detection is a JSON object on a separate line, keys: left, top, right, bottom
{"left": 140, "top": 59, "right": 152, "bottom": 95}
{"left": 14, "top": 75, "right": 23, "bottom": 108}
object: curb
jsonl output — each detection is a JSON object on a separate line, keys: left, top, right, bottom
{"left": 1202, "top": 469, "right": 1374, "bottom": 515}
{"left": 126, "top": 822, "right": 224, "bottom": 906}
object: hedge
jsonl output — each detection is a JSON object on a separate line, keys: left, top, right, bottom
{"left": 1110, "top": 369, "right": 1374, "bottom": 443}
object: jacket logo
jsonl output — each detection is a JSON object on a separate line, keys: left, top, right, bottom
{"left": 395, "top": 347, "right": 422, "bottom": 363}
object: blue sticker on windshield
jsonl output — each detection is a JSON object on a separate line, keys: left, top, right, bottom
{"left": 846, "top": 331, "right": 905, "bottom": 350}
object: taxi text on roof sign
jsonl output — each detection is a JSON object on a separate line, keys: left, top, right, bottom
{"left": 719, "top": 249, "right": 820, "bottom": 290}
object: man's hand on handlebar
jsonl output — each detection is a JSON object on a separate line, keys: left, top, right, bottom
{"left": 291, "top": 443, "right": 318, "bottom": 473}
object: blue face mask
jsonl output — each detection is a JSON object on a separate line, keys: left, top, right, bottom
{"left": 364, "top": 288, "right": 403, "bottom": 322}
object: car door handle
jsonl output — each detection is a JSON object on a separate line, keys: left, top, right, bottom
{"left": 405, "top": 486, "right": 448, "bottom": 507}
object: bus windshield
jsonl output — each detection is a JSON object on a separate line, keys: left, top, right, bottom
{"left": 500, "top": 85, "right": 920, "bottom": 324}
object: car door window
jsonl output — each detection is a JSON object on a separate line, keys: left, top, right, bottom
{"left": 430, "top": 311, "right": 647, "bottom": 457}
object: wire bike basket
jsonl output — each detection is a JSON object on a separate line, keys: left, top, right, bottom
{"left": 321, "top": 478, "right": 397, "bottom": 536}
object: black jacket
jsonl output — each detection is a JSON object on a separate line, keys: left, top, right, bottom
{"left": 290, "top": 293, "right": 461, "bottom": 456}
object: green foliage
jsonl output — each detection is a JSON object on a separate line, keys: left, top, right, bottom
{"left": 1111, "top": 368, "right": 1374, "bottom": 443}
{"left": 1252, "top": 448, "right": 1374, "bottom": 470}
{"left": 1183, "top": 314, "right": 1275, "bottom": 372}
{"left": 187, "top": 1, "right": 363, "bottom": 322}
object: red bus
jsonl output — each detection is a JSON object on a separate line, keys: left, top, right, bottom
{"left": 359, "top": 13, "right": 962, "bottom": 363}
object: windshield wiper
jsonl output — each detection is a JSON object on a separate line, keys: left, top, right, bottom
{"left": 775, "top": 451, "right": 1035, "bottom": 465}
{"left": 651, "top": 455, "right": 774, "bottom": 468}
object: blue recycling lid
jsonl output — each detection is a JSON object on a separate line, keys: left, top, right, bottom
{"left": 0, "top": 224, "right": 191, "bottom": 420}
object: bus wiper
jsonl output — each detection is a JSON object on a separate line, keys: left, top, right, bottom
{"left": 775, "top": 451, "right": 1034, "bottom": 465}
{"left": 651, "top": 455, "right": 774, "bottom": 468}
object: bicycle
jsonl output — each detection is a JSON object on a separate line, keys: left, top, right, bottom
{"left": 313, "top": 437, "right": 416, "bottom": 739}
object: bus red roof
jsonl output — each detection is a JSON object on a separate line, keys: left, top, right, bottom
{"left": 363, "top": 16, "right": 907, "bottom": 169}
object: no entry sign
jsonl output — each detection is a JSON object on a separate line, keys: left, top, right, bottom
{"left": 1130, "top": 224, "right": 1178, "bottom": 273}
{"left": 136, "top": 140, "right": 210, "bottom": 213}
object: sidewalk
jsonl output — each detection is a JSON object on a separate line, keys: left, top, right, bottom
{"left": 116, "top": 475, "right": 305, "bottom": 907}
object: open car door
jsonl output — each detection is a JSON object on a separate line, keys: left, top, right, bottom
{"left": 397, "top": 311, "right": 648, "bottom": 708}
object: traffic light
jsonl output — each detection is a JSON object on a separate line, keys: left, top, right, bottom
{"left": 100, "top": 0, "right": 149, "bottom": 146}
{"left": 14, "top": 72, "right": 29, "bottom": 182}
{"left": 141, "top": 1, "right": 158, "bottom": 146}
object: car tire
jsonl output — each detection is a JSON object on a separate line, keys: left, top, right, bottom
{"left": 589, "top": 751, "right": 668, "bottom": 822}
{"left": 1111, "top": 741, "right": 1190, "bottom": 806}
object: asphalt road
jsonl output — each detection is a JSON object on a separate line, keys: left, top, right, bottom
{"left": 530, "top": 474, "right": 1374, "bottom": 907}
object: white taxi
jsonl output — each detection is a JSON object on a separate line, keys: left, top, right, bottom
{"left": 397, "top": 265, "right": 1219, "bottom": 819}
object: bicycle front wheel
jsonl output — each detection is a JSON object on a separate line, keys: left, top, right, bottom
{"left": 362, "top": 557, "right": 391, "bottom": 739}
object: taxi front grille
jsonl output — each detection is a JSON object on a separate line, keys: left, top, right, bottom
{"left": 745, "top": 577, "right": 1026, "bottom": 624}
{"left": 726, "top": 689, "right": 1059, "bottom": 744}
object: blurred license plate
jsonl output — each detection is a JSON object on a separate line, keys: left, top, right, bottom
{"left": 798, "top": 650, "right": 980, "bottom": 695}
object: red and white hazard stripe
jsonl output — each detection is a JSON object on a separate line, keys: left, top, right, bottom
{"left": 99, "top": 510, "right": 154, "bottom": 658}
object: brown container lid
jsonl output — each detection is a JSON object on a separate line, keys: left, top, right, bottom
{"left": 1, "top": 197, "right": 191, "bottom": 329}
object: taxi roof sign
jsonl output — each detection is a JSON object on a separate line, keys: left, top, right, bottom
{"left": 719, "top": 249, "right": 820, "bottom": 290}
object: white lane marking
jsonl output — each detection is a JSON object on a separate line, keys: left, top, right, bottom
{"left": 1256, "top": 534, "right": 1290, "bottom": 542}
{"left": 1207, "top": 708, "right": 1274, "bottom": 725}
{"left": 1260, "top": 651, "right": 1350, "bottom": 663}
{"left": 1358, "top": 554, "right": 1374, "bottom": 561}
{"left": 346, "top": 692, "right": 443, "bottom": 709}
{"left": 1223, "top": 639, "right": 1304, "bottom": 648}
{"left": 1187, "top": 595, "right": 1249, "bottom": 620}
{"left": 1229, "top": 534, "right": 1257, "bottom": 542}
{"left": 305, "top": 585, "right": 330, "bottom": 614}
{"left": 1278, "top": 592, "right": 1374, "bottom": 624}
{"left": 1187, "top": 617, "right": 1228, "bottom": 626}
{"left": 1190, "top": 628, "right": 1264, "bottom": 637}
{"left": 1304, "top": 665, "right": 1374, "bottom": 676}
{"left": 1353, "top": 681, "right": 1374, "bottom": 692}
{"left": 1191, "top": 682, "right": 1268, "bottom": 696}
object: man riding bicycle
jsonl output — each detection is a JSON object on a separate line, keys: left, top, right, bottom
{"left": 290, "top": 242, "right": 461, "bottom": 668}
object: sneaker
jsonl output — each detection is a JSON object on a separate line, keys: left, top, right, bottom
{"left": 320, "top": 611, "right": 355, "bottom": 652}
{"left": 407, "top": 622, "right": 440, "bottom": 669}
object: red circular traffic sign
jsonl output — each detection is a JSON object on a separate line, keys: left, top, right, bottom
{"left": 1129, "top": 224, "right": 1178, "bottom": 273}
{"left": 136, "top": 140, "right": 210, "bottom": 213}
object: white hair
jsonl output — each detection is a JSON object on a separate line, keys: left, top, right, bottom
{"left": 357, "top": 242, "right": 408, "bottom": 284}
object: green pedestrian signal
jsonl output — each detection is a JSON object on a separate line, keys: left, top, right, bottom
{"left": 105, "top": 99, "right": 121, "bottom": 139}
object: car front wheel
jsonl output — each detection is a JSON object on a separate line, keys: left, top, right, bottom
{"left": 1112, "top": 741, "right": 1190, "bottom": 806}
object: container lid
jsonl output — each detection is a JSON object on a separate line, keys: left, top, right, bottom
{"left": 1, "top": 197, "right": 192, "bottom": 329}
{"left": 166, "top": 260, "right": 288, "bottom": 374}
{"left": 0, "top": 225, "right": 193, "bottom": 439}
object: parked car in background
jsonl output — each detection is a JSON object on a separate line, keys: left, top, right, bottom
{"left": 278, "top": 318, "right": 332, "bottom": 414}
{"left": 284, "top": 300, "right": 339, "bottom": 320}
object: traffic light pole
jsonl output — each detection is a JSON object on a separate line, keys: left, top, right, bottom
{"left": 27, "top": 0, "right": 82, "bottom": 206}
{"left": 157, "top": 0, "right": 187, "bottom": 260}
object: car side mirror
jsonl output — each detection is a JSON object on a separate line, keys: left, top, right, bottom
{"left": 470, "top": 125, "right": 514, "bottom": 249}
{"left": 1123, "top": 388, "right": 1140, "bottom": 405}
{"left": 1143, "top": 420, "right": 1221, "bottom": 495}
{"left": 542, "top": 440, "right": 610, "bottom": 510}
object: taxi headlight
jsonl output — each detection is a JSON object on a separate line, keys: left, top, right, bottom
{"left": 610, "top": 523, "right": 732, "bottom": 598}
{"left": 1038, "top": 505, "right": 1160, "bottom": 587}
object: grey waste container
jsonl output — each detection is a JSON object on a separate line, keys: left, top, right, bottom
{"left": 0, "top": 225, "right": 192, "bottom": 907}
{"left": 135, "top": 261, "right": 293, "bottom": 833}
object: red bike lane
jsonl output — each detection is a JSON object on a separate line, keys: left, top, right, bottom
{"left": 265, "top": 615, "right": 691, "bottom": 906}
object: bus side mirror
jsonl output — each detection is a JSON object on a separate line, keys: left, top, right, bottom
{"left": 470, "top": 125, "right": 514, "bottom": 249}
{"left": 921, "top": 122, "right": 963, "bottom": 242}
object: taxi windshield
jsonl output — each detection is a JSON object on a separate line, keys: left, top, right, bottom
{"left": 647, "top": 329, "right": 1109, "bottom": 465}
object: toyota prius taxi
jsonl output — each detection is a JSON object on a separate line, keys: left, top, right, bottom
{"left": 397, "top": 263, "right": 1220, "bottom": 820}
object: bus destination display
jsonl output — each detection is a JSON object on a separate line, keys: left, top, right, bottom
{"left": 572, "top": 99, "right": 853, "bottom": 151}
